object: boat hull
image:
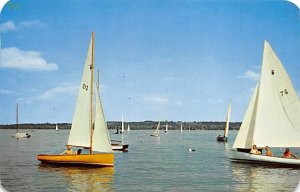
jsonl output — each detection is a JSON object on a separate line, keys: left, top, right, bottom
{"left": 150, "top": 134, "right": 159, "bottom": 137}
{"left": 111, "top": 144, "right": 129, "bottom": 152}
{"left": 229, "top": 149, "right": 300, "bottom": 167}
{"left": 216, "top": 136, "right": 228, "bottom": 142}
{"left": 37, "top": 153, "right": 114, "bottom": 167}
{"left": 15, "top": 132, "right": 31, "bottom": 138}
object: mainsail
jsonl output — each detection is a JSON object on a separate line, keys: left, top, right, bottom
{"left": 67, "top": 37, "right": 93, "bottom": 148}
{"left": 152, "top": 121, "right": 160, "bottom": 135}
{"left": 180, "top": 123, "right": 183, "bottom": 133}
{"left": 224, "top": 99, "right": 231, "bottom": 138}
{"left": 233, "top": 41, "right": 300, "bottom": 149}
{"left": 121, "top": 113, "right": 124, "bottom": 133}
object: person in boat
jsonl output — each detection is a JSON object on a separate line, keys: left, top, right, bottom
{"left": 60, "top": 145, "right": 73, "bottom": 155}
{"left": 250, "top": 145, "right": 261, "bottom": 155}
{"left": 282, "top": 148, "right": 297, "bottom": 159}
{"left": 77, "top": 149, "right": 82, "bottom": 155}
{"left": 265, "top": 146, "right": 273, "bottom": 156}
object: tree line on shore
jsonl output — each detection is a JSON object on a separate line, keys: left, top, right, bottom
{"left": 0, "top": 121, "right": 241, "bottom": 130}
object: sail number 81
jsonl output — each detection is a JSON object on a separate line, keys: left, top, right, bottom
{"left": 82, "top": 83, "right": 88, "bottom": 91}
{"left": 280, "top": 89, "right": 288, "bottom": 96}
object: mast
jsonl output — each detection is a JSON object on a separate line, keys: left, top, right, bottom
{"left": 89, "top": 31, "right": 95, "bottom": 154}
{"left": 16, "top": 103, "right": 19, "bottom": 133}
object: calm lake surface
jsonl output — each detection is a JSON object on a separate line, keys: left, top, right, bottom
{"left": 1, "top": 129, "right": 300, "bottom": 192}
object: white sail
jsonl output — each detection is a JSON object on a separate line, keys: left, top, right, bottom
{"left": 152, "top": 121, "right": 160, "bottom": 135}
{"left": 92, "top": 87, "right": 112, "bottom": 153}
{"left": 55, "top": 124, "right": 59, "bottom": 131}
{"left": 121, "top": 113, "right": 124, "bottom": 133}
{"left": 233, "top": 84, "right": 259, "bottom": 149}
{"left": 153, "top": 121, "right": 160, "bottom": 135}
{"left": 233, "top": 41, "right": 300, "bottom": 149}
{"left": 224, "top": 99, "right": 231, "bottom": 137}
{"left": 67, "top": 37, "right": 93, "bottom": 148}
{"left": 180, "top": 123, "right": 183, "bottom": 133}
{"left": 127, "top": 124, "right": 130, "bottom": 131}
{"left": 165, "top": 122, "right": 168, "bottom": 132}
{"left": 253, "top": 41, "right": 300, "bottom": 147}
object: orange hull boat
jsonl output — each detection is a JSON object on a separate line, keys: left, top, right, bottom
{"left": 37, "top": 153, "right": 114, "bottom": 167}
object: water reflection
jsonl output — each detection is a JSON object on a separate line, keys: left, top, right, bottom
{"left": 231, "top": 162, "right": 300, "bottom": 191}
{"left": 38, "top": 165, "right": 114, "bottom": 192}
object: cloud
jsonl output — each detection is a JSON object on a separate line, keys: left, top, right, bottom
{"left": 35, "top": 83, "right": 78, "bottom": 100}
{"left": 18, "top": 20, "right": 47, "bottom": 29}
{"left": 238, "top": 70, "right": 260, "bottom": 81}
{"left": 17, "top": 83, "right": 78, "bottom": 104}
{"left": 0, "top": 47, "right": 58, "bottom": 71}
{"left": 144, "top": 96, "right": 170, "bottom": 105}
{"left": 0, "top": 20, "right": 46, "bottom": 33}
{"left": 0, "top": 89, "right": 14, "bottom": 94}
{"left": 0, "top": 20, "right": 17, "bottom": 33}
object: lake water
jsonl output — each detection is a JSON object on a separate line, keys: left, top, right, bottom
{"left": 0, "top": 129, "right": 300, "bottom": 192}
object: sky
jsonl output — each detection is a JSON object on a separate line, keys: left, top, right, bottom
{"left": 0, "top": 0, "right": 299, "bottom": 124}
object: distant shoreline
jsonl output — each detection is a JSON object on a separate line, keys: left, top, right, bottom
{"left": 0, "top": 121, "right": 241, "bottom": 130}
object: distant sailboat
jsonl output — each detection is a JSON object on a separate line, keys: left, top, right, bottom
{"left": 150, "top": 121, "right": 160, "bottom": 137}
{"left": 111, "top": 114, "right": 129, "bottom": 151}
{"left": 120, "top": 113, "right": 125, "bottom": 134}
{"left": 180, "top": 123, "right": 183, "bottom": 134}
{"left": 111, "top": 133, "right": 129, "bottom": 152}
{"left": 164, "top": 121, "right": 168, "bottom": 133}
{"left": 217, "top": 99, "right": 231, "bottom": 142}
{"left": 230, "top": 41, "right": 300, "bottom": 166}
{"left": 127, "top": 124, "right": 130, "bottom": 132}
{"left": 114, "top": 126, "right": 119, "bottom": 134}
{"left": 37, "top": 32, "right": 114, "bottom": 167}
{"left": 15, "top": 103, "right": 30, "bottom": 138}
{"left": 55, "top": 124, "right": 59, "bottom": 131}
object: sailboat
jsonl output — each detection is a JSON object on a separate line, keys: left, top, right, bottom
{"left": 15, "top": 103, "right": 30, "bottom": 138}
{"left": 180, "top": 123, "right": 183, "bottom": 134}
{"left": 111, "top": 133, "right": 129, "bottom": 152}
{"left": 37, "top": 32, "right": 114, "bottom": 167}
{"left": 127, "top": 124, "right": 130, "bottom": 132}
{"left": 120, "top": 113, "right": 125, "bottom": 134}
{"left": 113, "top": 126, "right": 119, "bottom": 134}
{"left": 111, "top": 114, "right": 129, "bottom": 151}
{"left": 230, "top": 41, "right": 300, "bottom": 166}
{"left": 217, "top": 99, "right": 231, "bottom": 142}
{"left": 55, "top": 124, "right": 59, "bottom": 131}
{"left": 150, "top": 121, "right": 160, "bottom": 137}
{"left": 164, "top": 121, "right": 168, "bottom": 133}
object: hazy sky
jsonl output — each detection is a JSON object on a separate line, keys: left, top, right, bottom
{"left": 0, "top": 0, "right": 299, "bottom": 124}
